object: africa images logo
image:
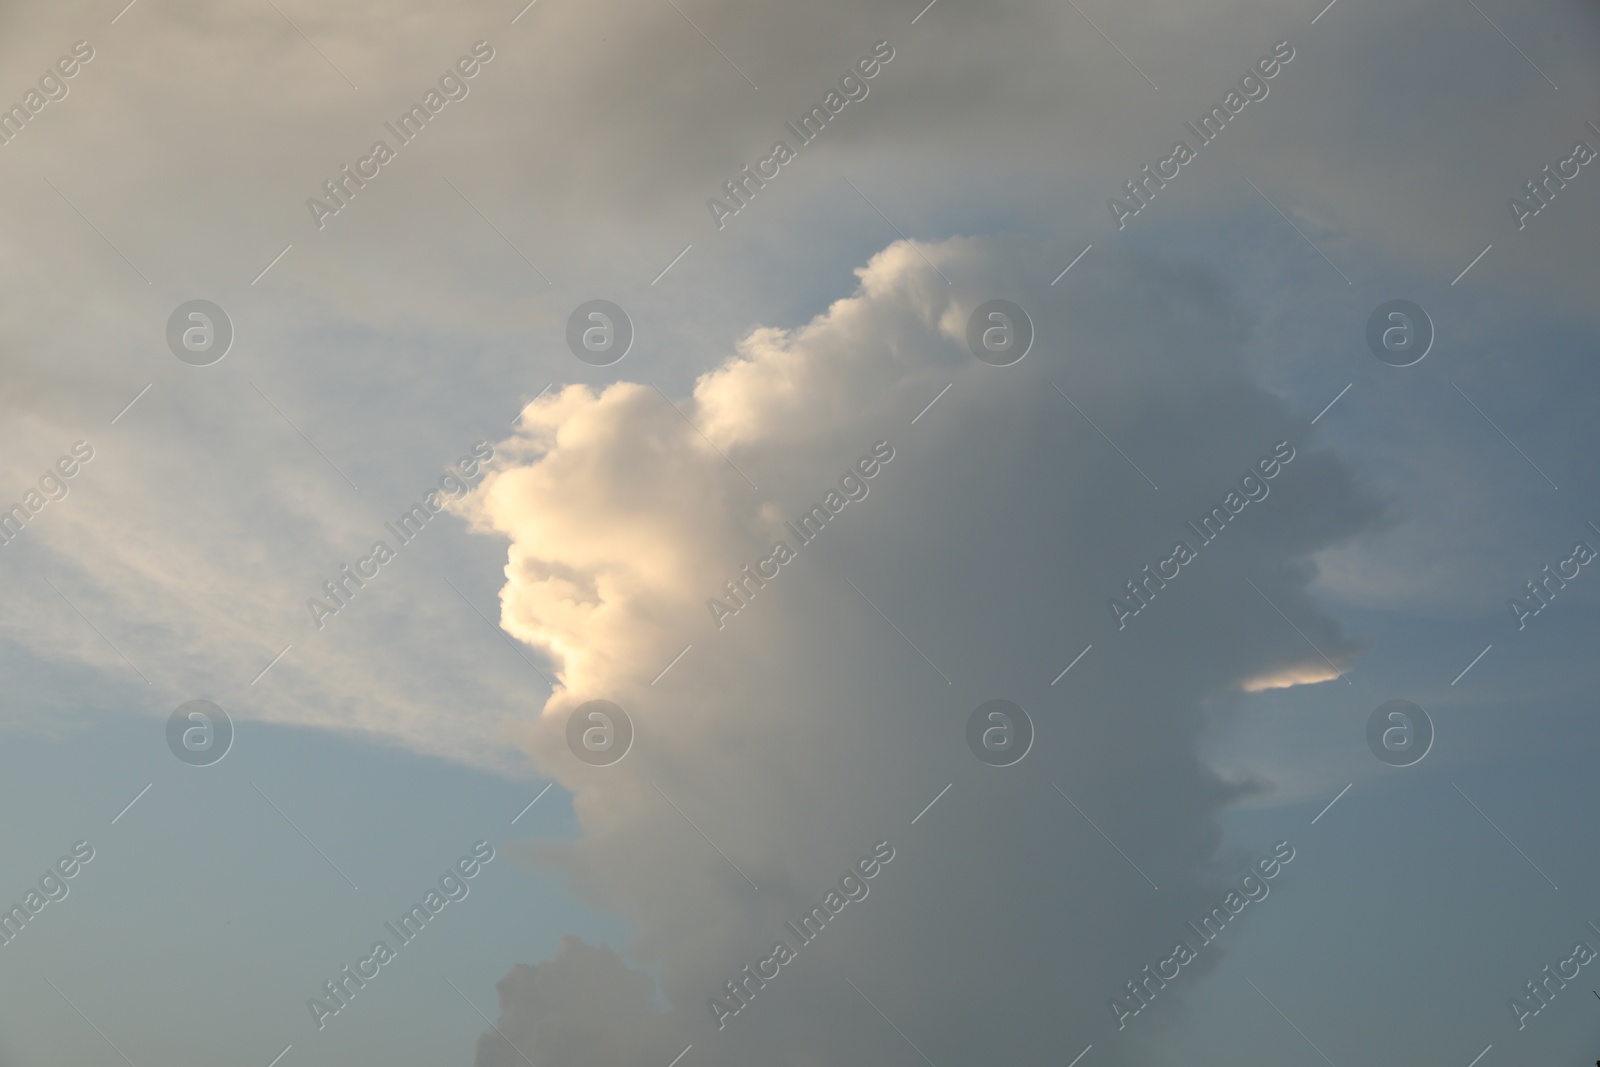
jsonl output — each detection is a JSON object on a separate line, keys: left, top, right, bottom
{"left": 707, "top": 841, "right": 895, "bottom": 1030}
{"left": 306, "top": 41, "right": 495, "bottom": 229}
{"left": 706, "top": 440, "right": 895, "bottom": 630}
{"left": 1107, "top": 440, "right": 1295, "bottom": 630}
{"left": 706, "top": 41, "right": 895, "bottom": 230}
{"left": 307, "top": 841, "right": 495, "bottom": 1030}
{"left": 1107, "top": 40, "right": 1295, "bottom": 229}
{"left": 1109, "top": 841, "right": 1295, "bottom": 1029}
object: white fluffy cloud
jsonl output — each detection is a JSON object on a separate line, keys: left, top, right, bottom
{"left": 462, "top": 234, "right": 1382, "bottom": 1066}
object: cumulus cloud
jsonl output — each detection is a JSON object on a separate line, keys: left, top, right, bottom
{"left": 461, "top": 234, "right": 1382, "bottom": 1065}
{"left": 475, "top": 937, "right": 685, "bottom": 1067}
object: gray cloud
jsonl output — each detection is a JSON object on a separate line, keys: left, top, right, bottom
{"left": 462, "top": 234, "right": 1381, "bottom": 1065}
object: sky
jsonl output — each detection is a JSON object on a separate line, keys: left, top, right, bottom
{"left": 0, "top": 0, "right": 1598, "bottom": 1065}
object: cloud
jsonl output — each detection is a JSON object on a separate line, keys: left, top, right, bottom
{"left": 474, "top": 937, "right": 685, "bottom": 1067}
{"left": 461, "top": 234, "right": 1383, "bottom": 1065}
{"left": 1239, "top": 661, "right": 1343, "bottom": 692}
